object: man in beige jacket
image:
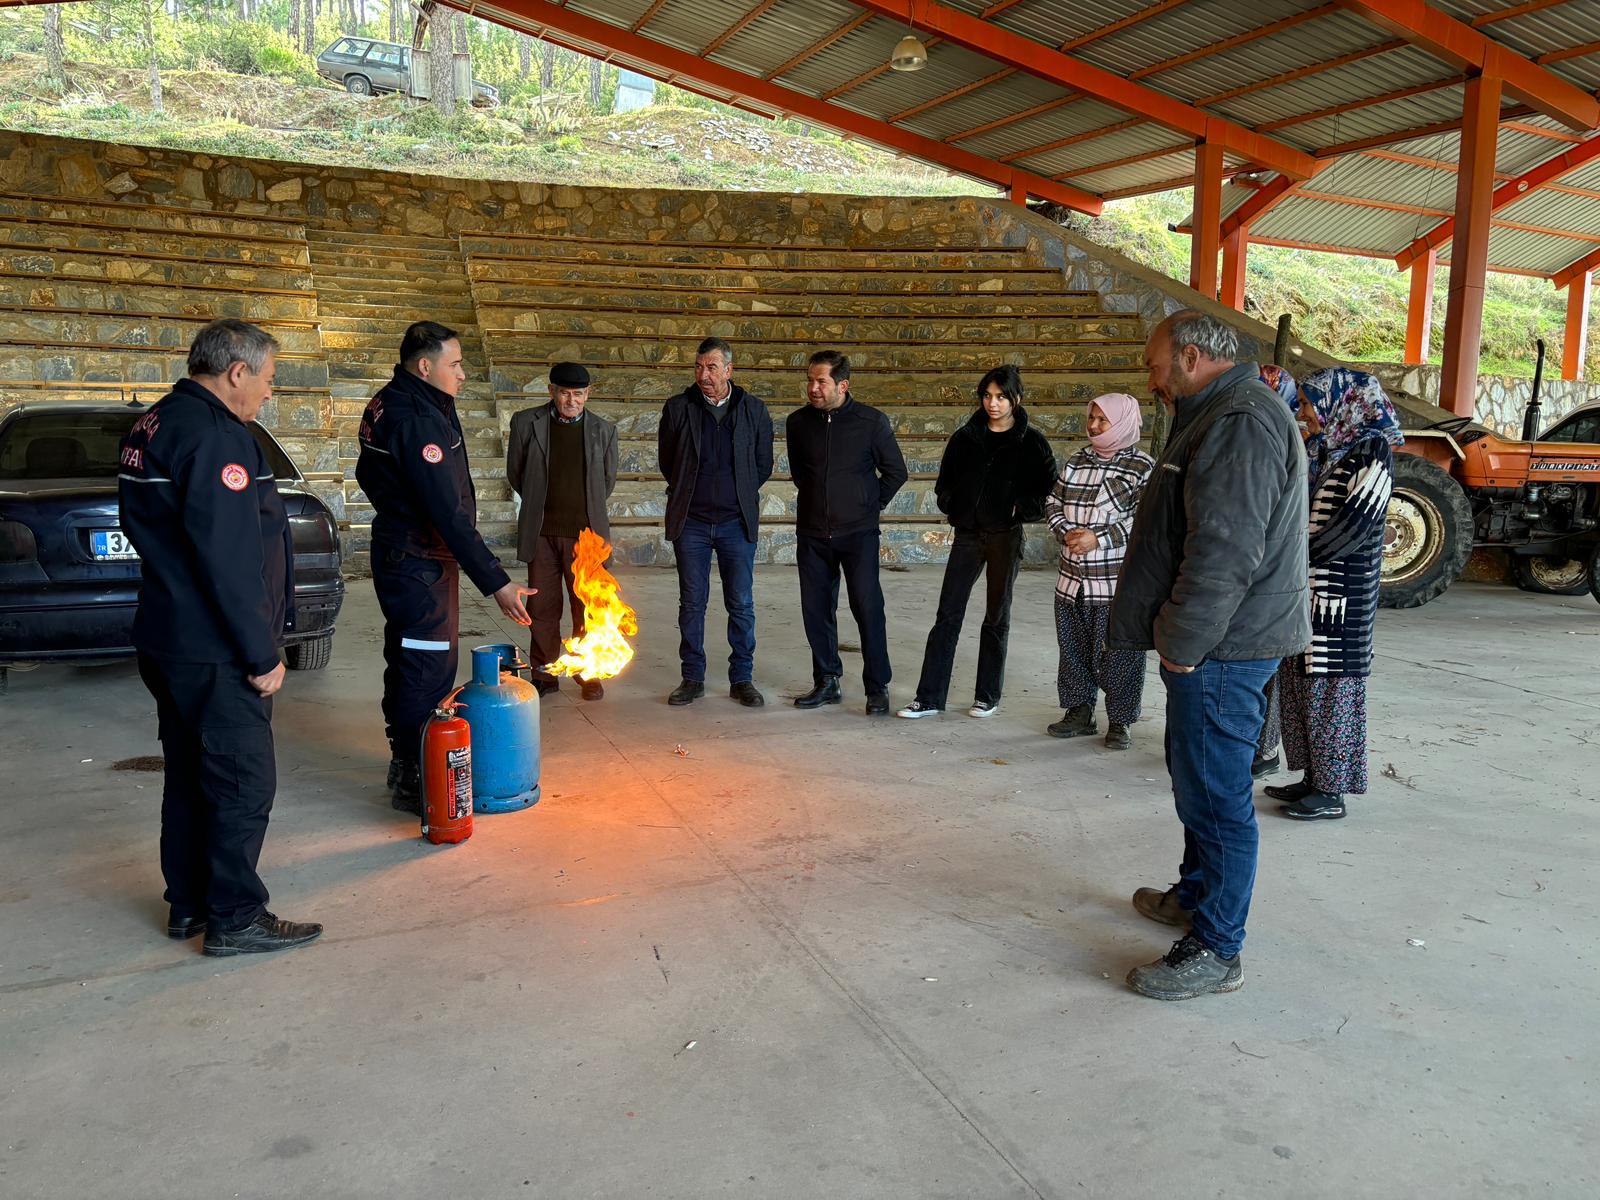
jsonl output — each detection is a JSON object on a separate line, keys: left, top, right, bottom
{"left": 505, "top": 362, "right": 619, "bottom": 699}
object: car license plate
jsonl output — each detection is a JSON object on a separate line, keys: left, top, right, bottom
{"left": 91, "top": 529, "right": 139, "bottom": 560}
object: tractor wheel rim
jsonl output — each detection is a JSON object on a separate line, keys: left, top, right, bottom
{"left": 1383, "top": 491, "right": 1443, "bottom": 585}
{"left": 1527, "top": 556, "right": 1587, "bottom": 590}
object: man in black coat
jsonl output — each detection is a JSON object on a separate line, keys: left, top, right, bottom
{"left": 119, "top": 319, "right": 321, "bottom": 957}
{"left": 657, "top": 336, "right": 775, "bottom": 708}
{"left": 356, "top": 321, "right": 534, "bottom": 810}
{"left": 785, "top": 350, "right": 909, "bottom": 715}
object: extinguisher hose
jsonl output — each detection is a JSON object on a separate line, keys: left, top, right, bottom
{"left": 418, "top": 685, "right": 467, "bottom": 828}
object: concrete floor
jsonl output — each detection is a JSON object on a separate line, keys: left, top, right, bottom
{"left": 0, "top": 567, "right": 1596, "bottom": 1199}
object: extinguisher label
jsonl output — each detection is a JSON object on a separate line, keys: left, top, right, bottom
{"left": 447, "top": 746, "right": 472, "bottom": 819}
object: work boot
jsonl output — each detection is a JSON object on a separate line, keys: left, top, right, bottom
{"left": 202, "top": 912, "right": 323, "bottom": 958}
{"left": 390, "top": 758, "right": 421, "bottom": 815}
{"left": 1105, "top": 722, "right": 1132, "bottom": 751}
{"left": 1280, "top": 792, "right": 1346, "bottom": 821}
{"left": 1126, "top": 934, "right": 1243, "bottom": 1001}
{"left": 667, "top": 678, "right": 705, "bottom": 706}
{"left": 534, "top": 677, "right": 560, "bottom": 698}
{"left": 1047, "top": 704, "right": 1096, "bottom": 738}
{"left": 1251, "top": 752, "right": 1280, "bottom": 778}
{"left": 1265, "top": 777, "right": 1315, "bottom": 803}
{"left": 794, "top": 676, "right": 841, "bottom": 709}
{"left": 166, "top": 909, "right": 206, "bottom": 940}
{"left": 580, "top": 679, "right": 604, "bottom": 702}
{"left": 730, "top": 681, "right": 765, "bottom": 707}
{"left": 1132, "top": 886, "right": 1192, "bottom": 928}
{"left": 865, "top": 692, "right": 890, "bottom": 717}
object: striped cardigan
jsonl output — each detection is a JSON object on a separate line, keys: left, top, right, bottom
{"left": 1292, "top": 434, "right": 1394, "bottom": 677}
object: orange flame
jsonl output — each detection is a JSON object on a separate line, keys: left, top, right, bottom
{"left": 545, "top": 529, "right": 638, "bottom": 682}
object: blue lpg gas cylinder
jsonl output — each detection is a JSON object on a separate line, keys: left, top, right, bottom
{"left": 458, "top": 644, "right": 541, "bottom": 813}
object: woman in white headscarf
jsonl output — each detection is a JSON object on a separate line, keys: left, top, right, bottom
{"left": 1043, "top": 392, "right": 1154, "bottom": 750}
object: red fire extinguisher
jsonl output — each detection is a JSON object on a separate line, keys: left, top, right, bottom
{"left": 421, "top": 696, "right": 473, "bottom": 845}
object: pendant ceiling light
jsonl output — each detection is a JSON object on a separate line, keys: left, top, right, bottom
{"left": 890, "top": 30, "right": 928, "bottom": 72}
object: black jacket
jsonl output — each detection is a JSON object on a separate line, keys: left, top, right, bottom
{"left": 1108, "top": 361, "right": 1310, "bottom": 666}
{"left": 505, "top": 402, "right": 619, "bottom": 559}
{"left": 355, "top": 366, "right": 510, "bottom": 596}
{"left": 658, "top": 383, "right": 775, "bottom": 542}
{"left": 934, "top": 408, "right": 1057, "bottom": 531}
{"left": 118, "top": 378, "right": 289, "bottom": 676}
{"left": 785, "top": 396, "right": 909, "bottom": 539}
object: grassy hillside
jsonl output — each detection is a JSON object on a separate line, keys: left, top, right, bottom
{"left": 0, "top": 5, "right": 1586, "bottom": 379}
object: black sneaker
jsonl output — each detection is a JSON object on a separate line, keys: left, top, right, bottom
{"left": 1265, "top": 777, "right": 1315, "bottom": 803}
{"left": 1251, "top": 752, "right": 1280, "bottom": 778}
{"left": 1280, "top": 793, "right": 1346, "bottom": 821}
{"left": 202, "top": 911, "right": 323, "bottom": 958}
{"left": 667, "top": 678, "right": 705, "bottom": 706}
{"left": 730, "top": 681, "right": 765, "bottom": 707}
{"left": 1047, "top": 704, "right": 1096, "bottom": 738}
{"left": 1126, "top": 934, "right": 1243, "bottom": 1001}
{"left": 390, "top": 759, "right": 421, "bottom": 815}
{"left": 1104, "top": 722, "right": 1132, "bottom": 750}
{"left": 1131, "top": 886, "right": 1191, "bottom": 928}
{"left": 794, "top": 676, "right": 841, "bottom": 709}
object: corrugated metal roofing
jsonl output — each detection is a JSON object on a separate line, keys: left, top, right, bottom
{"left": 460, "top": 0, "right": 1600, "bottom": 279}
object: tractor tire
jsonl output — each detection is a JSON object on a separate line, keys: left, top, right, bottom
{"left": 1510, "top": 553, "right": 1591, "bottom": 596}
{"left": 1380, "top": 454, "right": 1474, "bottom": 609}
{"left": 285, "top": 634, "right": 333, "bottom": 671}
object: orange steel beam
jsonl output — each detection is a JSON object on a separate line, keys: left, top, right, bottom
{"left": 1473, "top": 0, "right": 1575, "bottom": 25}
{"left": 629, "top": 0, "right": 669, "bottom": 34}
{"left": 845, "top": 0, "right": 1318, "bottom": 178}
{"left": 1219, "top": 162, "right": 1331, "bottom": 239}
{"left": 946, "top": 95, "right": 1081, "bottom": 144}
{"left": 814, "top": 0, "right": 1022, "bottom": 103}
{"left": 1221, "top": 228, "right": 1248, "bottom": 310}
{"left": 1440, "top": 74, "right": 1503, "bottom": 418}
{"left": 1057, "top": 140, "right": 1195, "bottom": 180}
{"left": 700, "top": 0, "right": 778, "bottom": 58}
{"left": 1313, "top": 102, "right": 1536, "bottom": 156}
{"left": 1501, "top": 120, "right": 1585, "bottom": 142}
{"left": 999, "top": 117, "right": 1140, "bottom": 165}
{"left": 1553, "top": 244, "right": 1600, "bottom": 287}
{"left": 1193, "top": 41, "right": 1408, "bottom": 107}
{"left": 1257, "top": 77, "right": 1462, "bottom": 132}
{"left": 889, "top": 68, "right": 1015, "bottom": 124}
{"left": 1562, "top": 270, "right": 1592, "bottom": 380}
{"left": 1192, "top": 142, "right": 1226, "bottom": 298}
{"left": 1338, "top": 0, "right": 1600, "bottom": 129}
{"left": 764, "top": 12, "right": 872, "bottom": 80}
{"left": 1395, "top": 132, "right": 1600, "bottom": 269}
{"left": 1536, "top": 38, "right": 1600, "bottom": 67}
{"left": 1296, "top": 189, "right": 1451, "bottom": 216}
{"left": 443, "top": 0, "right": 1106, "bottom": 213}
{"left": 1101, "top": 167, "right": 1254, "bottom": 199}
{"left": 1405, "top": 249, "right": 1437, "bottom": 362}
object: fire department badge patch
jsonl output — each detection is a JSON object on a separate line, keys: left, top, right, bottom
{"left": 422, "top": 443, "right": 444, "bottom": 464}
{"left": 220, "top": 463, "right": 250, "bottom": 492}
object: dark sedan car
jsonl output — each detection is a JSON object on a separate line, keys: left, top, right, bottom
{"left": 0, "top": 403, "right": 344, "bottom": 689}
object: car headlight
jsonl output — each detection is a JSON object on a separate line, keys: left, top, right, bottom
{"left": 0, "top": 519, "right": 38, "bottom": 563}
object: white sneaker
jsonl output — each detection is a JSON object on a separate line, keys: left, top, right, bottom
{"left": 968, "top": 701, "right": 999, "bottom": 718}
{"left": 897, "top": 700, "right": 941, "bottom": 718}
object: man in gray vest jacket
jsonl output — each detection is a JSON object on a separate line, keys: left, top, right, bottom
{"left": 1108, "top": 310, "right": 1309, "bottom": 1002}
{"left": 506, "top": 362, "right": 619, "bottom": 699}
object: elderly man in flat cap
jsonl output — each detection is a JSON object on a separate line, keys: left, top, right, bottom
{"left": 506, "top": 362, "right": 619, "bottom": 700}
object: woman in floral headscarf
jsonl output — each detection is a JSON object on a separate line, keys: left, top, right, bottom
{"left": 1265, "top": 368, "right": 1404, "bottom": 821}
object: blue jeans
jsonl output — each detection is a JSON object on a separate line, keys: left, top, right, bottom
{"left": 673, "top": 517, "right": 757, "bottom": 684}
{"left": 1162, "top": 658, "right": 1276, "bottom": 960}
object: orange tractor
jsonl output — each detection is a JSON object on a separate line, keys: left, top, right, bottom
{"left": 1382, "top": 345, "right": 1600, "bottom": 608}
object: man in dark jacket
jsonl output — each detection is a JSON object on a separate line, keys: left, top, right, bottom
{"left": 1108, "top": 310, "right": 1309, "bottom": 1002}
{"left": 786, "top": 350, "right": 909, "bottom": 715}
{"left": 120, "top": 319, "right": 321, "bottom": 957}
{"left": 506, "top": 362, "right": 619, "bottom": 701}
{"left": 657, "top": 336, "right": 775, "bottom": 707}
{"left": 357, "top": 321, "right": 534, "bottom": 810}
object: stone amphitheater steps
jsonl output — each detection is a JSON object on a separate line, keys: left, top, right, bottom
{"left": 460, "top": 233, "right": 1036, "bottom": 273}
{"left": 467, "top": 259, "right": 1066, "bottom": 295}
{"left": 480, "top": 310, "right": 1144, "bottom": 344}
{"left": 471, "top": 282, "right": 1105, "bottom": 317}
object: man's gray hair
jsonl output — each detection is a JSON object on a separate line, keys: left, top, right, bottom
{"left": 1164, "top": 309, "right": 1239, "bottom": 363}
{"left": 188, "top": 319, "right": 279, "bottom": 377}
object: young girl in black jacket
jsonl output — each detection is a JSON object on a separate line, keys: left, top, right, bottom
{"left": 898, "top": 366, "right": 1057, "bottom": 719}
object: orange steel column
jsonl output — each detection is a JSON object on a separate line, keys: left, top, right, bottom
{"left": 1404, "top": 249, "right": 1437, "bottom": 364}
{"left": 1011, "top": 179, "right": 1028, "bottom": 206}
{"left": 1190, "top": 141, "right": 1225, "bottom": 299}
{"left": 1439, "top": 74, "right": 1503, "bottom": 417}
{"left": 1220, "top": 228, "right": 1247, "bottom": 311}
{"left": 1562, "top": 271, "right": 1592, "bottom": 381}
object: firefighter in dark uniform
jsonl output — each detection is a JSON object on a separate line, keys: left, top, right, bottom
{"left": 119, "top": 318, "right": 323, "bottom": 958}
{"left": 357, "top": 321, "right": 533, "bottom": 811}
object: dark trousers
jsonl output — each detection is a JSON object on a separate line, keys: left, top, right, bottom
{"left": 528, "top": 535, "right": 583, "bottom": 683}
{"left": 137, "top": 653, "right": 276, "bottom": 933}
{"left": 673, "top": 516, "right": 757, "bottom": 684}
{"left": 913, "top": 527, "right": 1021, "bottom": 708}
{"left": 1162, "top": 658, "right": 1276, "bottom": 960}
{"left": 1054, "top": 594, "right": 1147, "bottom": 724}
{"left": 372, "top": 548, "right": 459, "bottom": 762}
{"left": 796, "top": 529, "right": 891, "bottom": 694}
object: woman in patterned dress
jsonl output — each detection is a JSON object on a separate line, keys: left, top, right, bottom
{"left": 1267, "top": 368, "right": 1404, "bottom": 820}
{"left": 1043, "top": 392, "right": 1155, "bottom": 750}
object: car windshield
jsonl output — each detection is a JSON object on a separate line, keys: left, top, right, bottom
{"left": 0, "top": 410, "right": 300, "bottom": 481}
{"left": 0, "top": 411, "right": 135, "bottom": 479}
